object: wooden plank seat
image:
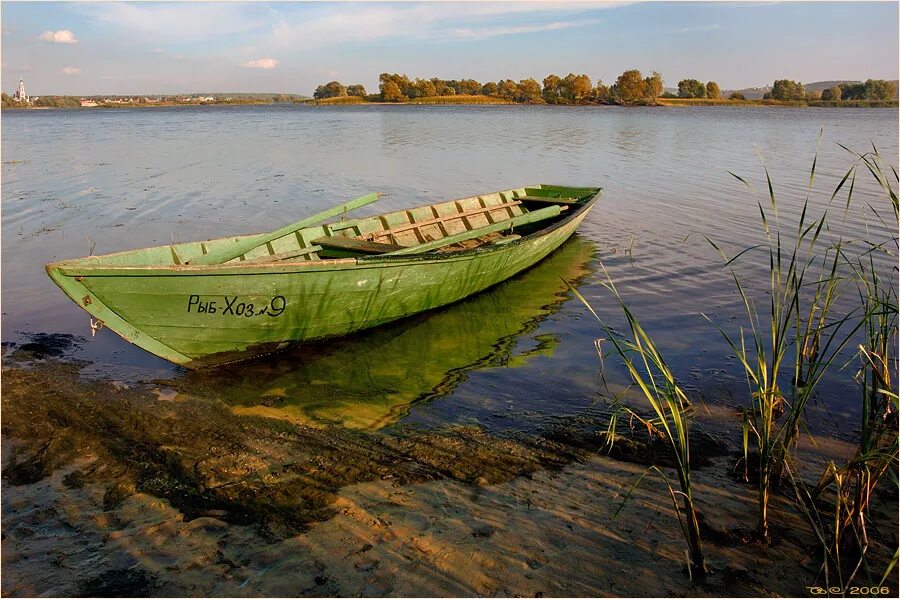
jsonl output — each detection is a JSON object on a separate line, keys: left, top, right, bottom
{"left": 366, "top": 200, "right": 524, "bottom": 242}
{"left": 313, "top": 236, "right": 405, "bottom": 255}
{"left": 518, "top": 196, "right": 581, "bottom": 205}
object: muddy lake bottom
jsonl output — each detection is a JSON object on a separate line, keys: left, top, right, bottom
{"left": 2, "top": 341, "right": 897, "bottom": 597}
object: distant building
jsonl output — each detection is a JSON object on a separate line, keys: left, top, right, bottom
{"left": 12, "top": 77, "right": 30, "bottom": 103}
{"left": 80, "top": 99, "right": 98, "bottom": 107}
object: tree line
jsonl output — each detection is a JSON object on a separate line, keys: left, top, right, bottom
{"left": 761, "top": 79, "right": 897, "bottom": 102}
{"left": 1, "top": 93, "right": 83, "bottom": 108}
{"left": 313, "top": 70, "right": 668, "bottom": 105}
{"left": 313, "top": 72, "right": 898, "bottom": 106}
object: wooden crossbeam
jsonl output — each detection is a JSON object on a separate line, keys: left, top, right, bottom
{"left": 241, "top": 245, "right": 323, "bottom": 264}
{"left": 313, "top": 236, "right": 405, "bottom": 255}
{"left": 380, "top": 205, "right": 563, "bottom": 256}
{"left": 368, "top": 201, "right": 523, "bottom": 241}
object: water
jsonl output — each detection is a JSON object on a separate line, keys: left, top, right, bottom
{"left": 2, "top": 104, "right": 897, "bottom": 436}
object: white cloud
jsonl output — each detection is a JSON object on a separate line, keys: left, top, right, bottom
{"left": 453, "top": 19, "right": 604, "bottom": 41}
{"left": 79, "top": 3, "right": 264, "bottom": 42}
{"left": 271, "top": 2, "right": 628, "bottom": 47}
{"left": 676, "top": 24, "right": 721, "bottom": 33}
{"left": 61, "top": 66, "right": 81, "bottom": 75}
{"left": 39, "top": 30, "right": 78, "bottom": 44}
{"left": 242, "top": 58, "right": 278, "bottom": 70}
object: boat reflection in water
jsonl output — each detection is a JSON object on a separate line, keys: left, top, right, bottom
{"left": 169, "top": 236, "right": 595, "bottom": 429}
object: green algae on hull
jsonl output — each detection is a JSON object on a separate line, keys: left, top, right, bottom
{"left": 46, "top": 185, "right": 600, "bottom": 368}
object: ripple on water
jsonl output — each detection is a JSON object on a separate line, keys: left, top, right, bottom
{"left": 1, "top": 104, "right": 896, "bottom": 435}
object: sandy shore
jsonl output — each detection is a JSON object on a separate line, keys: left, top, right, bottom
{"left": 2, "top": 349, "right": 897, "bottom": 597}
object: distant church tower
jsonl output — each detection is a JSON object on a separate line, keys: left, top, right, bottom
{"left": 13, "top": 77, "right": 27, "bottom": 102}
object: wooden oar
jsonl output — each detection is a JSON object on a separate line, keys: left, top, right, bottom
{"left": 381, "top": 205, "right": 563, "bottom": 256}
{"left": 189, "top": 192, "right": 381, "bottom": 265}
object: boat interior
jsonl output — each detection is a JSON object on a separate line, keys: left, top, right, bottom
{"left": 56, "top": 185, "right": 600, "bottom": 267}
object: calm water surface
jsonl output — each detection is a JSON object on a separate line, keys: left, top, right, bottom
{"left": 2, "top": 104, "right": 897, "bottom": 437}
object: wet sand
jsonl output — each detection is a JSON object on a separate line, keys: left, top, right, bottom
{"left": 3, "top": 345, "right": 896, "bottom": 597}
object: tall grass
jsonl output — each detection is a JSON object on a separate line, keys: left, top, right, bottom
{"left": 570, "top": 271, "right": 706, "bottom": 578}
{"left": 408, "top": 95, "right": 513, "bottom": 105}
{"left": 656, "top": 98, "right": 899, "bottom": 108}
{"left": 788, "top": 148, "right": 899, "bottom": 588}
{"left": 706, "top": 141, "right": 865, "bottom": 541}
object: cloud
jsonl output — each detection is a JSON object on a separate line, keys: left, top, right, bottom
{"left": 452, "top": 19, "right": 604, "bottom": 41}
{"left": 242, "top": 58, "right": 278, "bottom": 70}
{"left": 271, "top": 2, "right": 627, "bottom": 47}
{"left": 61, "top": 66, "right": 81, "bottom": 75}
{"left": 675, "top": 24, "right": 721, "bottom": 33}
{"left": 78, "top": 3, "right": 265, "bottom": 42}
{"left": 39, "top": 30, "right": 78, "bottom": 43}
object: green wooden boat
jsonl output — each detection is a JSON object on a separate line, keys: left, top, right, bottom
{"left": 46, "top": 184, "right": 600, "bottom": 368}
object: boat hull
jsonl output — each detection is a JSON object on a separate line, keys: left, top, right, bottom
{"left": 47, "top": 196, "right": 594, "bottom": 368}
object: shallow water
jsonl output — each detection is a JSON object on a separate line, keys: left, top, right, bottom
{"left": 3, "top": 104, "right": 898, "bottom": 597}
{"left": 2, "top": 104, "right": 897, "bottom": 436}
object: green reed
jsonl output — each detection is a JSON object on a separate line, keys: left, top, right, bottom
{"left": 569, "top": 271, "right": 706, "bottom": 578}
{"left": 789, "top": 148, "right": 899, "bottom": 589}
{"left": 706, "top": 142, "right": 860, "bottom": 542}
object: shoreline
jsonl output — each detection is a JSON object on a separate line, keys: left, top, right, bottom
{"left": 3, "top": 98, "right": 897, "bottom": 111}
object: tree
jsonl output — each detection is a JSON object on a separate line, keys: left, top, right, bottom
{"left": 347, "top": 84, "right": 367, "bottom": 97}
{"left": 729, "top": 91, "right": 746, "bottom": 100}
{"left": 379, "top": 73, "right": 412, "bottom": 98}
{"left": 644, "top": 71, "right": 664, "bottom": 102}
{"left": 864, "top": 79, "right": 896, "bottom": 101}
{"left": 514, "top": 78, "right": 543, "bottom": 103}
{"left": 839, "top": 83, "right": 865, "bottom": 100}
{"left": 33, "top": 96, "right": 81, "bottom": 108}
{"left": 560, "top": 73, "right": 592, "bottom": 102}
{"left": 405, "top": 78, "right": 435, "bottom": 99}
{"left": 314, "top": 81, "right": 347, "bottom": 99}
{"left": 660, "top": 91, "right": 678, "bottom": 99}
{"left": 498, "top": 79, "right": 518, "bottom": 100}
{"left": 821, "top": 86, "right": 842, "bottom": 102}
{"left": 678, "top": 79, "right": 706, "bottom": 99}
{"left": 542, "top": 74, "right": 562, "bottom": 104}
{"left": 381, "top": 81, "right": 406, "bottom": 102}
{"left": 771, "top": 79, "right": 805, "bottom": 100}
{"left": 705, "top": 81, "right": 720, "bottom": 100}
{"left": 593, "top": 80, "right": 610, "bottom": 103}
{"left": 806, "top": 90, "right": 822, "bottom": 101}
{"left": 459, "top": 79, "right": 482, "bottom": 95}
{"left": 611, "top": 69, "right": 649, "bottom": 105}
{"left": 481, "top": 81, "right": 499, "bottom": 96}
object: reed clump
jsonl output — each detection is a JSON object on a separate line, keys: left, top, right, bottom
{"left": 705, "top": 142, "right": 897, "bottom": 584}
{"left": 788, "top": 147, "right": 899, "bottom": 589}
{"left": 307, "top": 96, "right": 366, "bottom": 105}
{"left": 408, "top": 95, "right": 513, "bottom": 105}
{"left": 704, "top": 135, "right": 888, "bottom": 542}
{"left": 570, "top": 273, "right": 706, "bottom": 579}
{"left": 582, "top": 140, "right": 897, "bottom": 585}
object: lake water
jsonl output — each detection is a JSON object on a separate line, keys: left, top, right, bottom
{"left": 2, "top": 104, "right": 897, "bottom": 436}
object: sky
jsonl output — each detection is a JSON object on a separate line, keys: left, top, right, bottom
{"left": 1, "top": 1, "right": 898, "bottom": 96}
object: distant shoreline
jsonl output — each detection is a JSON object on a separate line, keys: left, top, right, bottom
{"left": 3, "top": 97, "right": 897, "bottom": 111}
{"left": 299, "top": 96, "right": 900, "bottom": 108}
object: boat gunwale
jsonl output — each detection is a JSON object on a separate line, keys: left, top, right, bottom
{"left": 46, "top": 188, "right": 600, "bottom": 277}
